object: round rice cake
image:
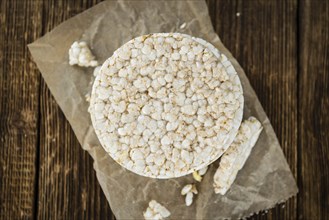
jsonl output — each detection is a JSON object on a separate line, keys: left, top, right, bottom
{"left": 90, "top": 33, "right": 243, "bottom": 178}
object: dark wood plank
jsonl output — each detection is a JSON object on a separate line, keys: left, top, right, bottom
{"left": 38, "top": 87, "right": 114, "bottom": 220}
{"left": 5, "top": 0, "right": 324, "bottom": 219}
{"left": 37, "top": 0, "right": 114, "bottom": 219}
{"left": 0, "top": 0, "right": 43, "bottom": 219}
{"left": 206, "top": 0, "right": 298, "bottom": 219}
{"left": 298, "top": 0, "right": 329, "bottom": 219}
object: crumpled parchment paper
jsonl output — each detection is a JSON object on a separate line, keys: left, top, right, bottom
{"left": 28, "top": 0, "right": 298, "bottom": 219}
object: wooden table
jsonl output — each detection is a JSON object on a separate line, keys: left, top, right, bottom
{"left": 0, "top": 0, "right": 328, "bottom": 219}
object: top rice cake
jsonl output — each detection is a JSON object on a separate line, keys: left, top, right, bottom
{"left": 90, "top": 33, "right": 244, "bottom": 178}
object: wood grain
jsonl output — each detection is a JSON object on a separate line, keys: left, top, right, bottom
{"left": 38, "top": 85, "right": 114, "bottom": 220}
{"left": 206, "top": 0, "right": 298, "bottom": 219}
{"left": 0, "top": 0, "right": 43, "bottom": 219}
{"left": 37, "top": 0, "right": 114, "bottom": 219}
{"left": 1, "top": 0, "right": 328, "bottom": 219}
{"left": 298, "top": 0, "right": 329, "bottom": 219}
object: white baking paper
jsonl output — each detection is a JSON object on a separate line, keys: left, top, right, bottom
{"left": 28, "top": 1, "right": 298, "bottom": 219}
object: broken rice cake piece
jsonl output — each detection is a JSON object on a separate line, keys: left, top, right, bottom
{"left": 213, "top": 116, "right": 263, "bottom": 195}
{"left": 143, "top": 200, "right": 171, "bottom": 220}
{"left": 69, "top": 41, "right": 98, "bottom": 67}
